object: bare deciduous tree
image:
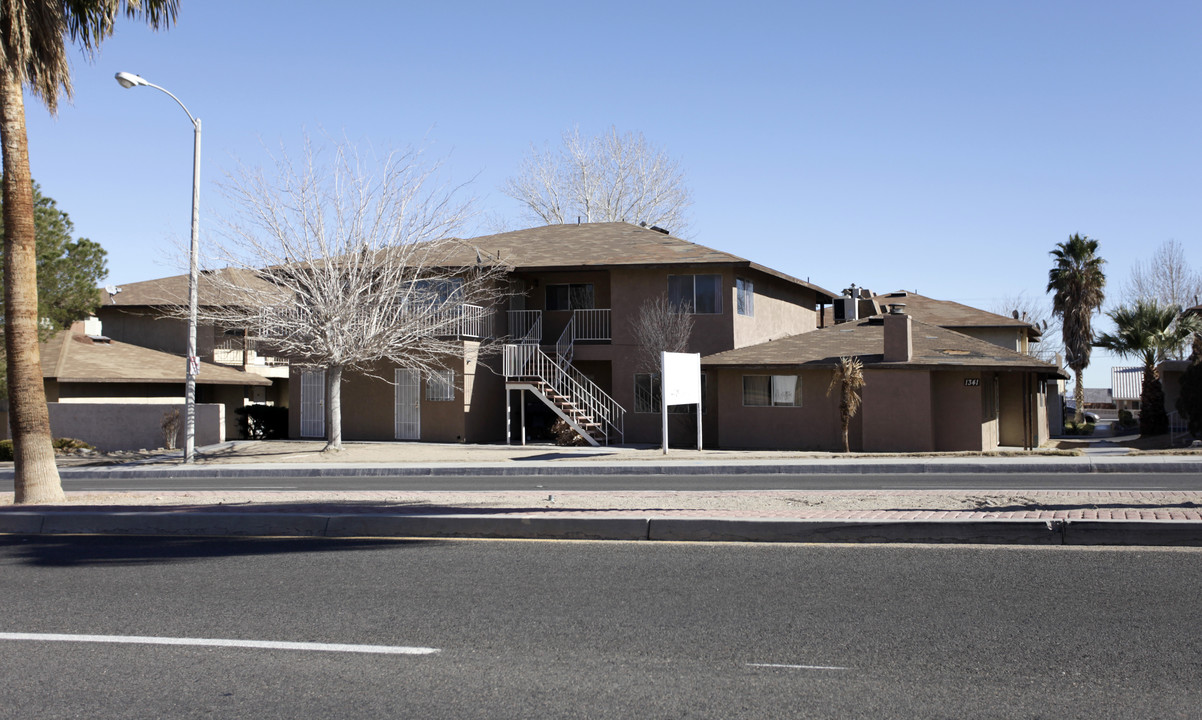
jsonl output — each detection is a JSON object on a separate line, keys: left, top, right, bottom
{"left": 190, "top": 137, "right": 508, "bottom": 451}
{"left": 503, "top": 126, "right": 693, "bottom": 235}
{"left": 630, "top": 294, "right": 694, "bottom": 376}
{"left": 1124, "top": 239, "right": 1202, "bottom": 311}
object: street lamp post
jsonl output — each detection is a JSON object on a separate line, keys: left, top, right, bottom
{"left": 115, "top": 72, "right": 201, "bottom": 463}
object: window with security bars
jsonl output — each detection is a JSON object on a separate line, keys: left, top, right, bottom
{"left": 426, "top": 369, "right": 455, "bottom": 401}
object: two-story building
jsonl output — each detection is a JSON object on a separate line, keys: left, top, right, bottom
{"left": 285, "top": 222, "right": 836, "bottom": 446}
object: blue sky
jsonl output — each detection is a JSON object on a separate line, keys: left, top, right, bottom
{"left": 22, "top": 1, "right": 1202, "bottom": 389}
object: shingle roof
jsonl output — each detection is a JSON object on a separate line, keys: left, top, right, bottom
{"left": 105, "top": 223, "right": 837, "bottom": 306}
{"left": 703, "top": 315, "right": 1063, "bottom": 375}
{"left": 41, "top": 332, "right": 271, "bottom": 386}
{"left": 822, "top": 290, "right": 1041, "bottom": 338}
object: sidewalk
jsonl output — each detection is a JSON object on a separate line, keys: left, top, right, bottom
{"left": 3, "top": 439, "right": 1202, "bottom": 545}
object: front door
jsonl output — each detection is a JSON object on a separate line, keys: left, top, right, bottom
{"left": 395, "top": 368, "right": 420, "bottom": 440}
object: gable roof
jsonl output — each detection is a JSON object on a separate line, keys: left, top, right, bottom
{"left": 823, "top": 290, "right": 1041, "bottom": 338}
{"left": 103, "top": 223, "right": 837, "bottom": 307}
{"left": 703, "top": 315, "right": 1063, "bottom": 375}
{"left": 41, "top": 331, "right": 271, "bottom": 386}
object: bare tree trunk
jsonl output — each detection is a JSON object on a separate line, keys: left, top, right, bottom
{"left": 0, "top": 68, "right": 63, "bottom": 504}
{"left": 1073, "top": 368, "right": 1086, "bottom": 425}
{"left": 324, "top": 364, "right": 343, "bottom": 451}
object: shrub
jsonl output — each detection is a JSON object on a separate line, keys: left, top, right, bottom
{"left": 1117, "top": 409, "right": 1137, "bottom": 429}
{"left": 53, "top": 437, "right": 93, "bottom": 451}
{"left": 551, "top": 419, "right": 588, "bottom": 446}
{"left": 1063, "top": 420, "right": 1095, "bottom": 436}
{"left": 0, "top": 439, "right": 11, "bottom": 461}
{"left": 235, "top": 404, "right": 289, "bottom": 439}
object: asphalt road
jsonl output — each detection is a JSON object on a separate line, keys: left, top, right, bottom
{"left": 1, "top": 537, "right": 1199, "bottom": 719}
{"left": 39, "top": 470, "right": 1202, "bottom": 492}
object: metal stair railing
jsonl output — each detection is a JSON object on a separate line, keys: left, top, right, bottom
{"left": 556, "top": 315, "right": 575, "bottom": 364}
{"left": 504, "top": 343, "right": 625, "bottom": 444}
{"left": 508, "top": 310, "right": 542, "bottom": 345}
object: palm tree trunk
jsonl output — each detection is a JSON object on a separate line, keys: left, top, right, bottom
{"left": 1073, "top": 368, "right": 1086, "bottom": 425}
{"left": 0, "top": 67, "right": 63, "bottom": 504}
{"left": 324, "top": 364, "right": 343, "bottom": 451}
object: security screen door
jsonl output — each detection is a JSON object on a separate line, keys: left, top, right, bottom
{"left": 299, "top": 370, "right": 325, "bottom": 438}
{"left": 395, "top": 368, "right": 421, "bottom": 440}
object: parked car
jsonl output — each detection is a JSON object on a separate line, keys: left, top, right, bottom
{"left": 1064, "top": 406, "right": 1100, "bottom": 423}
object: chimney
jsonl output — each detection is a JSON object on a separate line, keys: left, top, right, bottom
{"left": 883, "top": 304, "right": 912, "bottom": 362}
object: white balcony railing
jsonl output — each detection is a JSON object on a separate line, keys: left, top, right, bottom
{"left": 508, "top": 310, "right": 542, "bottom": 344}
{"left": 255, "top": 303, "right": 494, "bottom": 342}
{"left": 572, "top": 309, "right": 610, "bottom": 341}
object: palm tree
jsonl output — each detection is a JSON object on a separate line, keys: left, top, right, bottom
{"left": 826, "top": 356, "right": 865, "bottom": 453}
{"left": 1, "top": 1, "right": 177, "bottom": 503}
{"left": 1096, "top": 300, "right": 1202, "bottom": 436}
{"left": 1047, "top": 234, "right": 1106, "bottom": 426}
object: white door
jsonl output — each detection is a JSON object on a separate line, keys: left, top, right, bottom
{"left": 300, "top": 370, "right": 326, "bottom": 438}
{"left": 395, "top": 368, "right": 421, "bottom": 440}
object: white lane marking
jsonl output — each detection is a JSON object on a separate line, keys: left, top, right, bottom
{"left": 0, "top": 632, "right": 439, "bottom": 655}
{"left": 747, "top": 663, "right": 849, "bottom": 670}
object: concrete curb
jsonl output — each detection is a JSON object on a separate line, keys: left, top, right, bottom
{"left": 4, "top": 512, "right": 1202, "bottom": 546}
{"left": 27, "top": 456, "right": 1202, "bottom": 480}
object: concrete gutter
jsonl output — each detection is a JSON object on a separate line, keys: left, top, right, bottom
{"left": 28, "top": 454, "right": 1202, "bottom": 480}
{"left": 5, "top": 511, "right": 1202, "bottom": 546}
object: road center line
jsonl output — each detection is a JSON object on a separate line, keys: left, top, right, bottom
{"left": 747, "top": 663, "right": 849, "bottom": 670}
{"left": 0, "top": 632, "right": 439, "bottom": 655}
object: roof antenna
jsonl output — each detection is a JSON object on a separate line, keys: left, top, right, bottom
{"left": 577, "top": 216, "right": 581, "bottom": 224}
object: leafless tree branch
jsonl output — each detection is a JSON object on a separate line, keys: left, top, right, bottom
{"left": 503, "top": 126, "right": 693, "bottom": 236}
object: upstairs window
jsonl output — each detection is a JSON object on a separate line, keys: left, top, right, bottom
{"left": 668, "top": 274, "right": 722, "bottom": 314}
{"left": 546, "top": 283, "right": 594, "bottom": 311}
{"left": 736, "top": 278, "right": 754, "bottom": 317}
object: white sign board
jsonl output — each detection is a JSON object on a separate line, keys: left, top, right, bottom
{"left": 661, "top": 351, "right": 702, "bottom": 453}
{"left": 662, "top": 352, "right": 701, "bottom": 406}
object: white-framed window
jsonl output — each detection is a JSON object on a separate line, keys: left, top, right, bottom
{"left": 426, "top": 369, "right": 455, "bottom": 401}
{"left": 736, "top": 278, "right": 754, "bottom": 317}
{"left": 635, "top": 372, "right": 707, "bottom": 414}
{"left": 546, "top": 283, "right": 594, "bottom": 311}
{"left": 668, "top": 274, "right": 722, "bottom": 314}
{"left": 743, "top": 375, "right": 800, "bottom": 407}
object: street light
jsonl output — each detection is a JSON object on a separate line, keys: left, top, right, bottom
{"left": 115, "top": 71, "right": 202, "bottom": 463}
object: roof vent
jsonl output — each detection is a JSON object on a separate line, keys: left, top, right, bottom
{"left": 649, "top": 225, "right": 669, "bottom": 235}
{"left": 888, "top": 303, "right": 906, "bottom": 315}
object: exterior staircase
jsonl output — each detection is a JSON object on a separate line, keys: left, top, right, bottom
{"left": 503, "top": 337, "right": 624, "bottom": 446}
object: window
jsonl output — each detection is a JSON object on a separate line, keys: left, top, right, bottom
{"left": 546, "top": 283, "right": 594, "bottom": 311}
{"left": 668, "top": 274, "right": 722, "bottom": 314}
{"left": 743, "top": 375, "right": 800, "bottom": 407}
{"left": 426, "top": 369, "right": 455, "bottom": 401}
{"left": 635, "top": 373, "right": 707, "bottom": 414}
{"left": 736, "top": 278, "right": 754, "bottom": 317}
{"left": 402, "top": 278, "right": 463, "bottom": 309}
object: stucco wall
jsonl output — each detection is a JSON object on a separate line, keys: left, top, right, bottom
{"left": 959, "top": 327, "right": 1023, "bottom": 353}
{"left": 0, "top": 402, "right": 224, "bottom": 451}
{"left": 732, "top": 273, "right": 819, "bottom": 349}
{"left": 931, "top": 371, "right": 985, "bottom": 451}
{"left": 861, "top": 369, "right": 933, "bottom": 452}
{"left": 710, "top": 368, "right": 842, "bottom": 450}
{"left": 464, "top": 342, "right": 506, "bottom": 443}
{"left": 95, "top": 307, "right": 221, "bottom": 357}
